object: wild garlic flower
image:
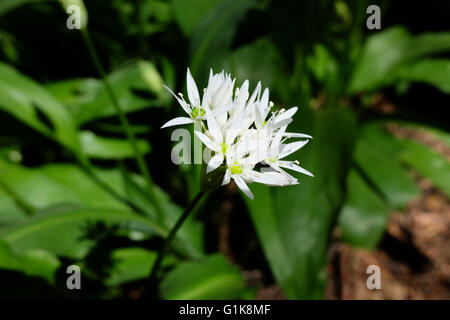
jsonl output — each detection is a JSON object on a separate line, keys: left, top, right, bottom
{"left": 162, "top": 68, "right": 313, "bottom": 199}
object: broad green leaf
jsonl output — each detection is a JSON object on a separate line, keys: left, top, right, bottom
{"left": 349, "top": 27, "right": 450, "bottom": 93}
{"left": 399, "top": 140, "right": 450, "bottom": 197}
{"left": 222, "top": 38, "right": 287, "bottom": 98}
{"left": 354, "top": 123, "right": 420, "bottom": 208}
{"left": 105, "top": 247, "right": 156, "bottom": 286}
{"left": 391, "top": 59, "right": 450, "bottom": 94}
{"left": 171, "top": 0, "right": 222, "bottom": 36}
{"left": 189, "top": 0, "right": 257, "bottom": 76}
{"left": 0, "top": 185, "right": 28, "bottom": 224}
{"left": 0, "top": 62, "right": 81, "bottom": 153}
{"left": 246, "top": 107, "right": 357, "bottom": 299}
{"left": 160, "top": 254, "right": 245, "bottom": 300}
{"left": 0, "top": 240, "right": 60, "bottom": 284}
{"left": 104, "top": 248, "right": 176, "bottom": 286}
{"left": 0, "top": 160, "right": 203, "bottom": 257}
{"left": 119, "top": 167, "right": 204, "bottom": 258}
{"left": 245, "top": 183, "right": 294, "bottom": 294}
{"left": 0, "top": 207, "right": 164, "bottom": 259}
{"left": 46, "top": 61, "right": 166, "bottom": 125}
{"left": 79, "top": 130, "right": 151, "bottom": 160}
{"left": 338, "top": 170, "right": 390, "bottom": 248}
{"left": 0, "top": 159, "right": 127, "bottom": 210}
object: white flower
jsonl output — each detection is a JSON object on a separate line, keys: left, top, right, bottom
{"left": 161, "top": 69, "right": 235, "bottom": 128}
{"left": 162, "top": 68, "right": 313, "bottom": 199}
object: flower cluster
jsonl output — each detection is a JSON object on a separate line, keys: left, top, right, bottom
{"left": 162, "top": 69, "right": 313, "bottom": 199}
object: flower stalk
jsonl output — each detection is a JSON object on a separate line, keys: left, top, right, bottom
{"left": 146, "top": 191, "right": 206, "bottom": 290}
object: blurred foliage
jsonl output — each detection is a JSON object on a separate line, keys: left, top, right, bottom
{"left": 0, "top": 0, "right": 449, "bottom": 300}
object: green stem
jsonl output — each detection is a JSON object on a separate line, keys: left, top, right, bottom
{"left": 146, "top": 191, "right": 205, "bottom": 290}
{"left": 80, "top": 29, "right": 163, "bottom": 219}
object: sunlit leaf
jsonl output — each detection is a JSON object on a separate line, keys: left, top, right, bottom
{"left": 0, "top": 207, "right": 163, "bottom": 259}
{"left": 47, "top": 61, "right": 166, "bottom": 125}
{"left": 391, "top": 59, "right": 450, "bottom": 93}
{"left": 0, "top": 240, "right": 60, "bottom": 284}
{"left": 399, "top": 140, "right": 450, "bottom": 197}
{"left": 354, "top": 123, "right": 420, "bottom": 209}
{"left": 160, "top": 254, "right": 245, "bottom": 300}
{"left": 79, "top": 130, "right": 151, "bottom": 160}
{"left": 338, "top": 170, "right": 390, "bottom": 248}
{"left": 349, "top": 27, "right": 450, "bottom": 93}
{"left": 0, "top": 62, "right": 81, "bottom": 153}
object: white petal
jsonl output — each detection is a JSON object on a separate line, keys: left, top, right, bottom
{"left": 274, "top": 107, "right": 298, "bottom": 123}
{"left": 251, "top": 171, "right": 290, "bottom": 186}
{"left": 194, "top": 131, "right": 220, "bottom": 152}
{"left": 283, "top": 132, "right": 313, "bottom": 139}
{"left": 246, "top": 81, "right": 261, "bottom": 107}
{"left": 278, "top": 161, "right": 314, "bottom": 177}
{"left": 235, "top": 80, "right": 249, "bottom": 105}
{"left": 161, "top": 117, "right": 195, "bottom": 129}
{"left": 212, "top": 102, "right": 234, "bottom": 117}
{"left": 163, "top": 84, "right": 191, "bottom": 115}
{"left": 259, "top": 88, "right": 269, "bottom": 115}
{"left": 234, "top": 176, "right": 254, "bottom": 200}
{"left": 271, "top": 117, "right": 292, "bottom": 130}
{"left": 271, "top": 125, "right": 287, "bottom": 150}
{"left": 222, "top": 169, "right": 231, "bottom": 185}
{"left": 186, "top": 68, "right": 201, "bottom": 107}
{"left": 206, "top": 153, "right": 224, "bottom": 173}
{"left": 205, "top": 109, "right": 223, "bottom": 142}
{"left": 279, "top": 140, "right": 309, "bottom": 158}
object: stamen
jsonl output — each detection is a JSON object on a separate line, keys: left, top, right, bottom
{"left": 230, "top": 164, "right": 243, "bottom": 175}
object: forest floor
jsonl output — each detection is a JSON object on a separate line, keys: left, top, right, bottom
{"left": 325, "top": 175, "right": 450, "bottom": 299}
{"left": 258, "top": 115, "right": 450, "bottom": 300}
{"left": 325, "top": 120, "right": 450, "bottom": 299}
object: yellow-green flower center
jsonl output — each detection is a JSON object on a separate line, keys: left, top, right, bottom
{"left": 230, "top": 164, "right": 243, "bottom": 175}
{"left": 221, "top": 142, "right": 227, "bottom": 155}
{"left": 190, "top": 106, "right": 205, "bottom": 119}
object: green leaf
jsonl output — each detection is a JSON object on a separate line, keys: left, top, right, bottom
{"left": 0, "top": 62, "right": 81, "bottom": 153}
{"left": 0, "top": 240, "right": 60, "bottom": 284}
{"left": 0, "top": 207, "right": 163, "bottom": 260}
{"left": 0, "top": 185, "right": 28, "bottom": 224}
{"left": 119, "top": 166, "right": 204, "bottom": 258}
{"left": 46, "top": 61, "right": 166, "bottom": 125}
{"left": 399, "top": 140, "right": 450, "bottom": 197}
{"left": 105, "top": 247, "right": 156, "bottom": 286}
{"left": 349, "top": 27, "right": 450, "bottom": 93}
{"left": 79, "top": 130, "right": 151, "bottom": 160}
{"left": 391, "top": 59, "right": 450, "bottom": 93}
{"left": 354, "top": 123, "right": 420, "bottom": 209}
{"left": 189, "top": 0, "right": 257, "bottom": 76}
{"left": 160, "top": 254, "right": 245, "bottom": 300}
{"left": 338, "top": 170, "right": 390, "bottom": 248}
{"left": 222, "top": 38, "right": 287, "bottom": 97}
{"left": 0, "top": 160, "right": 204, "bottom": 258}
{"left": 0, "top": 0, "right": 45, "bottom": 17}
{"left": 246, "top": 107, "right": 357, "bottom": 299}
{"left": 171, "top": 0, "right": 222, "bottom": 36}
{"left": 0, "top": 159, "right": 127, "bottom": 210}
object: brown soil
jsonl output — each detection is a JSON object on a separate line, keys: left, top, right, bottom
{"left": 325, "top": 177, "right": 450, "bottom": 300}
